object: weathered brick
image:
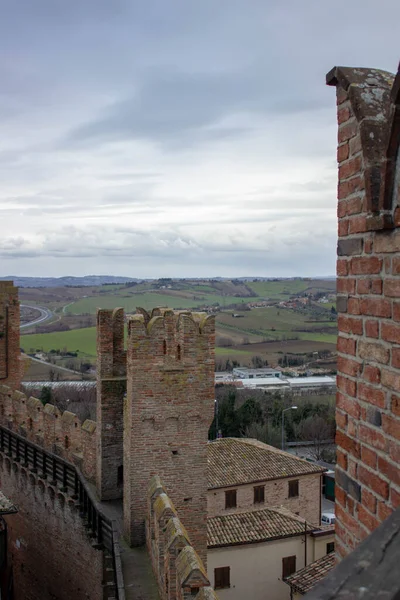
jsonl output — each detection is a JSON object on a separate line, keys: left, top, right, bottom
{"left": 337, "top": 237, "right": 363, "bottom": 256}
{"left": 358, "top": 340, "right": 389, "bottom": 365}
{"left": 337, "top": 392, "right": 360, "bottom": 418}
{"left": 357, "top": 504, "right": 380, "bottom": 533}
{"left": 383, "top": 279, "right": 400, "bottom": 297}
{"left": 349, "top": 215, "right": 367, "bottom": 234}
{"left": 363, "top": 365, "right": 381, "bottom": 384}
{"left": 361, "top": 446, "right": 377, "bottom": 469}
{"left": 336, "top": 448, "right": 348, "bottom": 470}
{"left": 338, "top": 315, "right": 363, "bottom": 335}
{"left": 338, "top": 120, "right": 358, "bottom": 143}
{"left": 337, "top": 336, "right": 356, "bottom": 356}
{"left": 349, "top": 134, "right": 362, "bottom": 155}
{"left": 347, "top": 196, "right": 363, "bottom": 215}
{"left": 337, "top": 143, "right": 349, "bottom": 163}
{"left": 358, "top": 423, "right": 387, "bottom": 450}
{"left": 393, "top": 302, "right": 400, "bottom": 322}
{"left": 381, "top": 368, "right": 400, "bottom": 391}
{"left": 338, "top": 107, "right": 351, "bottom": 125}
{"left": 339, "top": 156, "right": 362, "bottom": 181}
{"left": 377, "top": 456, "right": 400, "bottom": 487}
{"left": 391, "top": 394, "right": 400, "bottom": 417}
{"left": 337, "top": 375, "right": 357, "bottom": 398}
{"left": 337, "top": 356, "right": 361, "bottom": 377}
{"left": 377, "top": 501, "right": 393, "bottom": 522}
{"left": 358, "top": 382, "right": 385, "bottom": 408}
{"left": 337, "top": 259, "right": 349, "bottom": 276}
{"left": 350, "top": 256, "right": 382, "bottom": 275}
{"left": 357, "top": 278, "right": 383, "bottom": 295}
{"left": 382, "top": 321, "right": 400, "bottom": 344}
{"left": 336, "top": 295, "right": 348, "bottom": 313}
{"left": 335, "top": 468, "right": 361, "bottom": 502}
{"left": 359, "top": 297, "right": 391, "bottom": 318}
{"left": 365, "top": 319, "right": 379, "bottom": 338}
{"left": 358, "top": 465, "right": 389, "bottom": 499}
{"left": 337, "top": 278, "right": 356, "bottom": 294}
{"left": 347, "top": 297, "right": 361, "bottom": 315}
{"left": 374, "top": 230, "right": 400, "bottom": 253}
{"left": 362, "top": 488, "right": 377, "bottom": 514}
{"left": 338, "top": 219, "right": 349, "bottom": 237}
{"left": 382, "top": 414, "right": 400, "bottom": 441}
{"left": 336, "top": 430, "right": 360, "bottom": 457}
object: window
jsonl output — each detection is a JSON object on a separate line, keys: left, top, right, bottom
{"left": 225, "top": 489, "right": 237, "bottom": 509}
{"left": 214, "top": 567, "right": 230, "bottom": 589}
{"left": 282, "top": 556, "right": 296, "bottom": 579}
{"left": 117, "top": 465, "right": 123, "bottom": 487}
{"left": 177, "top": 344, "right": 181, "bottom": 360}
{"left": 327, "top": 542, "right": 335, "bottom": 554}
{"left": 288, "top": 479, "right": 299, "bottom": 498}
{"left": 253, "top": 485, "right": 265, "bottom": 504}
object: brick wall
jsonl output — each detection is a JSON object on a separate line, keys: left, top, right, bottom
{"left": 0, "top": 385, "right": 96, "bottom": 481}
{"left": 124, "top": 308, "right": 215, "bottom": 564}
{"left": 0, "top": 453, "right": 103, "bottom": 600}
{"left": 96, "top": 308, "right": 126, "bottom": 500}
{"left": 207, "top": 473, "right": 322, "bottom": 524}
{"left": 0, "top": 281, "right": 22, "bottom": 390}
{"left": 327, "top": 65, "right": 400, "bottom": 557}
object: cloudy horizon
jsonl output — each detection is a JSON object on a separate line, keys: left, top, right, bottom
{"left": 0, "top": 1, "right": 399, "bottom": 279}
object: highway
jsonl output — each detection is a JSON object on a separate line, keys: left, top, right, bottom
{"left": 20, "top": 305, "right": 53, "bottom": 329}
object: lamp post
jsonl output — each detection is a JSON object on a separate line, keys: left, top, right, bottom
{"left": 282, "top": 406, "right": 298, "bottom": 451}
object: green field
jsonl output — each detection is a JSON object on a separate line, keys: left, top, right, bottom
{"left": 22, "top": 327, "right": 97, "bottom": 357}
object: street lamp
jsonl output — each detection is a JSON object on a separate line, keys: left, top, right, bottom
{"left": 282, "top": 406, "right": 298, "bottom": 451}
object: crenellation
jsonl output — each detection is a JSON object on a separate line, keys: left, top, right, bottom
{"left": 0, "top": 384, "right": 96, "bottom": 479}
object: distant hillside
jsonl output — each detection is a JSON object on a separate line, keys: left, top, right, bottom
{"left": 0, "top": 276, "right": 141, "bottom": 288}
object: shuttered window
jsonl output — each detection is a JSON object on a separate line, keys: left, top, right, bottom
{"left": 225, "top": 489, "right": 237, "bottom": 509}
{"left": 282, "top": 555, "right": 296, "bottom": 579}
{"left": 214, "top": 566, "right": 230, "bottom": 589}
{"left": 288, "top": 479, "right": 299, "bottom": 498}
{"left": 253, "top": 485, "right": 265, "bottom": 504}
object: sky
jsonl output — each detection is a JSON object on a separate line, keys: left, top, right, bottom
{"left": 0, "top": 1, "right": 399, "bottom": 279}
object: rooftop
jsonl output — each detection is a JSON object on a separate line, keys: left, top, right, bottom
{"left": 207, "top": 438, "right": 326, "bottom": 489}
{"left": 207, "top": 506, "right": 314, "bottom": 548}
{"left": 285, "top": 553, "right": 335, "bottom": 595}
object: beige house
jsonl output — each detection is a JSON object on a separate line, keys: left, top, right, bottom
{"left": 207, "top": 506, "right": 335, "bottom": 600}
{"left": 207, "top": 438, "right": 326, "bottom": 524}
{"left": 284, "top": 552, "right": 335, "bottom": 598}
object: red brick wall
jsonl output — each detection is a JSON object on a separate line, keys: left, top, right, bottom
{"left": 124, "top": 308, "right": 215, "bottom": 565}
{"left": 327, "top": 66, "right": 400, "bottom": 557}
{"left": 0, "top": 454, "right": 104, "bottom": 600}
{"left": 0, "top": 282, "right": 22, "bottom": 390}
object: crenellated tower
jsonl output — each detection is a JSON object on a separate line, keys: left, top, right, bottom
{"left": 96, "top": 307, "right": 126, "bottom": 500}
{"left": 123, "top": 307, "right": 215, "bottom": 563}
{"left": 0, "top": 281, "right": 22, "bottom": 390}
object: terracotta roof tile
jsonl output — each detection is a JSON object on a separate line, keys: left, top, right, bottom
{"left": 285, "top": 552, "right": 335, "bottom": 594}
{"left": 207, "top": 438, "right": 326, "bottom": 488}
{"left": 207, "top": 507, "right": 313, "bottom": 548}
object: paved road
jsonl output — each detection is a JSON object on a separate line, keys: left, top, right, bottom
{"left": 20, "top": 304, "right": 53, "bottom": 329}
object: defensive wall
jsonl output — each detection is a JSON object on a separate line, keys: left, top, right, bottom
{"left": 327, "top": 64, "right": 400, "bottom": 557}
{"left": 0, "top": 282, "right": 22, "bottom": 390}
{"left": 147, "top": 475, "right": 218, "bottom": 600}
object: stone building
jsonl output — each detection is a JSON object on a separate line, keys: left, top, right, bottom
{"left": 207, "top": 438, "right": 326, "bottom": 524}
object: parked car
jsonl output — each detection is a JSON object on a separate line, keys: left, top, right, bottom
{"left": 321, "top": 512, "right": 336, "bottom": 525}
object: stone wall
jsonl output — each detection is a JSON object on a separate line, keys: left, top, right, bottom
{"left": 0, "top": 281, "right": 22, "bottom": 390}
{"left": 327, "top": 65, "right": 400, "bottom": 557}
{"left": 0, "top": 452, "right": 104, "bottom": 600}
{"left": 123, "top": 308, "right": 215, "bottom": 563}
{"left": 0, "top": 384, "right": 96, "bottom": 481}
{"left": 207, "top": 473, "right": 322, "bottom": 524}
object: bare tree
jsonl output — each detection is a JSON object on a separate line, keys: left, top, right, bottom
{"left": 295, "top": 415, "right": 335, "bottom": 461}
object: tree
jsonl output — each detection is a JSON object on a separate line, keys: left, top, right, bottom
{"left": 245, "top": 421, "right": 281, "bottom": 449}
{"left": 40, "top": 386, "right": 52, "bottom": 406}
{"left": 295, "top": 415, "right": 335, "bottom": 461}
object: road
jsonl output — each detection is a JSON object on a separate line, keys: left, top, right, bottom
{"left": 20, "top": 305, "right": 53, "bottom": 329}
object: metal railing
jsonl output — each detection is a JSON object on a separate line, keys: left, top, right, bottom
{"left": 0, "top": 425, "right": 125, "bottom": 600}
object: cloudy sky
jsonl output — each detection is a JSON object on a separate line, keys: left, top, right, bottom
{"left": 0, "top": 1, "right": 398, "bottom": 278}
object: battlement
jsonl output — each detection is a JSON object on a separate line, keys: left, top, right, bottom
{"left": 147, "top": 476, "right": 218, "bottom": 600}
{"left": 0, "top": 384, "right": 96, "bottom": 480}
{"left": 97, "top": 307, "right": 126, "bottom": 378}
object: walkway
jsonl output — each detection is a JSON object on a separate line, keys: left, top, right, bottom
{"left": 94, "top": 495, "right": 160, "bottom": 600}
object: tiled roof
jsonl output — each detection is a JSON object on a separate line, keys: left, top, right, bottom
{"left": 207, "top": 438, "right": 326, "bottom": 488}
{"left": 207, "top": 507, "right": 313, "bottom": 548}
{"left": 0, "top": 491, "right": 17, "bottom": 514}
{"left": 285, "top": 553, "right": 335, "bottom": 594}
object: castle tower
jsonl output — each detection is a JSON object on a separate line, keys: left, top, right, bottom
{"left": 96, "top": 308, "right": 126, "bottom": 500}
{"left": 123, "top": 308, "right": 215, "bottom": 564}
{"left": 0, "top": 281, "right": 22, "bottom": 390}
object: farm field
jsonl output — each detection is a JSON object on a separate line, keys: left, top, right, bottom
{"left": 20, "top": 278, "right": 337, "bottom": 373}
